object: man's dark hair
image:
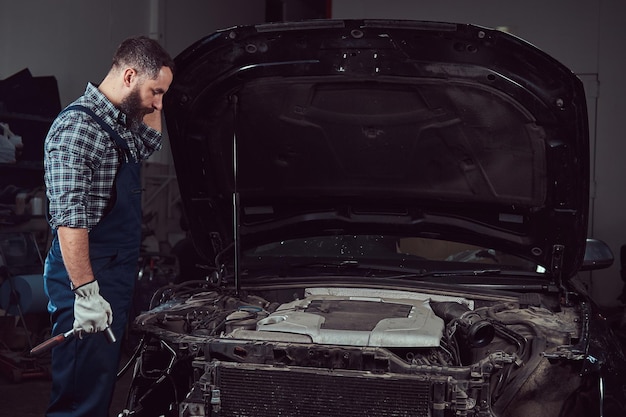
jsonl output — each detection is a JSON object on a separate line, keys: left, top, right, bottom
{"left": 112, "top": 35, "right": 175, "bottom": 79}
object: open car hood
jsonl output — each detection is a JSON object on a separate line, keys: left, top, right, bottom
{"left": 164, "top": 19, "right": 590, "bottom": 279}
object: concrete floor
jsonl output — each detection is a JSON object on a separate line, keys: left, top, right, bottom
{"left": 0, "top": 304, "right": 140, "bottom": 416}
{"left": 0, "top": 376, "right": 51, "bottom": 417}
{"left": 0, "top": 349, "right": 133, "bottom": 417}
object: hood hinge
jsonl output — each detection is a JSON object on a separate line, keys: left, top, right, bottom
{"left": 551, "top": 244, "right": 571, "bottom": 305}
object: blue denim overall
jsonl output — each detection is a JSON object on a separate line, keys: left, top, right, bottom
{"left": 43, "top": 105, "right": 142, "bottom": 417}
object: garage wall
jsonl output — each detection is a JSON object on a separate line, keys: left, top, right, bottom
{"left": 593, "top": 1, "right": 626, "bottom": 307}
{"left": 162, "top": 0, "right": 266, "bottom": 59}
{"left": 332, "top": 0, "right": 626, "bottom": 307}
{"left": 0, "top": 0, "right": 265, "bottom": 106}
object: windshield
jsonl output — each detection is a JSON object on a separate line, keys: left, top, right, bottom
{"left": 243, "top": 235, "right": 542, "bottom": 273}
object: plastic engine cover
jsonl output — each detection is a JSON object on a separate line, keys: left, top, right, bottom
{"left": 247, "top": 293, "right": 445, "bottom": 347}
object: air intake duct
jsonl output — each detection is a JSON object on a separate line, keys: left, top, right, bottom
{"left": 430, "top": 301, "right": 495, "bottom": 348}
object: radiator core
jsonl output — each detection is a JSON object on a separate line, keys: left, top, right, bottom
{"left": 210, "top": 362, "right": 432, "bottom": 417}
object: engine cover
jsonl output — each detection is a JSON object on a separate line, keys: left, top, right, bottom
{"left": 230, "top": 288, "right": 450, "bottom": 347}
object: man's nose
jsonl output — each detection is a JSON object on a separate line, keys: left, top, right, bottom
{"left": 153, "top": 97, "right": 163, "bottom": 111}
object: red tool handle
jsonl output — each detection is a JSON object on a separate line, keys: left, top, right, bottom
{"left": 29, "top": 327, "right": 116, "bottom": 356}
{"left": 29, "top": 331, "right": 72, "bottom": 356}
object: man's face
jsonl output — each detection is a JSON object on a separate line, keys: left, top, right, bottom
{"left": 120, "top": 66, "right": 173, "bottom": 129}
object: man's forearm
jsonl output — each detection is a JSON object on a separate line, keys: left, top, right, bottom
{"left": 57, "top": 226, "right": 95, "bottom": 288}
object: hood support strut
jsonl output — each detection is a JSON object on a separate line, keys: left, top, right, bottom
{"left": 232, "top": 96, "right": 241, "bottom": 296}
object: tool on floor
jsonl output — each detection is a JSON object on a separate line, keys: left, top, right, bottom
{"left": 29, "top": 326, "right": 116, "bottom": 356}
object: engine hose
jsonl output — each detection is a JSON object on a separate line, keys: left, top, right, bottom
{"left": 486, "top": 304, "right": 547, "bottom": 359}
{"left": 117, "top": 335, "right": 147, "bottom": 379}
{"left": 431, "top": 301, "right": 496, "bottom": 348}
{"left": 490, "top": 320, "right": 528, "bottom": 358}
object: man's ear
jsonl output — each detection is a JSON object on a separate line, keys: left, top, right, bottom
{"left": 122, "top": 68, "right": 137, "bottom": 87}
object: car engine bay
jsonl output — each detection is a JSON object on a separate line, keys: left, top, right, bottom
{"left": 122, "top": 281, "right": 594, "bottom": 417}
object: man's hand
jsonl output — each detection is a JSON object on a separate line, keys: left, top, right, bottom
{"left": 73, "top": 280, "right": 112, "bottom": 335}
{"left": 143, "top": 109, "right": 162, "bottom": 132}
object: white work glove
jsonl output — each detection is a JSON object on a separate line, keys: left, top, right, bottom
{"left": 72, "top": 280, "right": 113, "bottom": 335}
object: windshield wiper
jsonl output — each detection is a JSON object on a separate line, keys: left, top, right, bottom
{"left": 281, "top": 259, "right": 364, "bottom": 271}
{"left": 416, "top": 268, "right": 502, "bottom": 277}
{"left": 285, "top": 260, "right": 505, "bottom": 277}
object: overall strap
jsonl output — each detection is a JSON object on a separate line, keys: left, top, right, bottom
{"left": 61, "top": 104, "right": 135, "bottom": 162}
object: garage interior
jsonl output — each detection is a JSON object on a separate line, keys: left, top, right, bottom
{"left": 1, "top": 1, "right": 626, "bottom": 416}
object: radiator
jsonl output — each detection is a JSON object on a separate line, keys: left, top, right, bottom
{"left": 207, "top": 361, "right": 433, "bottom": 417}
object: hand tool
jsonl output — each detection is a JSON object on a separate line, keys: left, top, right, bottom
{"left": 29, "top": 327, "right": 116, "bottom": 356}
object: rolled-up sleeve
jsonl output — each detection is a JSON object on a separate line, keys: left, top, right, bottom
{"left": 44, "top": 114, "right": 108, "bottom": 229}
{"left": 136, "top": 123, "right": 162, "bottom": 160}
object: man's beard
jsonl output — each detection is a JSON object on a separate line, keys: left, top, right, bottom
{"left": 119, "top": 87, "right": 151, "bottom": 131}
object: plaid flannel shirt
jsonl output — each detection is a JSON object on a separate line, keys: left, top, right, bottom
{"left": 44, "top": 83, "right": 162, "bottom": 230}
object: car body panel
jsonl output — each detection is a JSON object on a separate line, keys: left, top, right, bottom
{"left": 164, "top": 19, "right": 589, "bottom": 280}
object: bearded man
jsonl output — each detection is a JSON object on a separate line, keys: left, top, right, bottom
{"left": 43, "top": 35, "right": 174, "bottom": 417}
